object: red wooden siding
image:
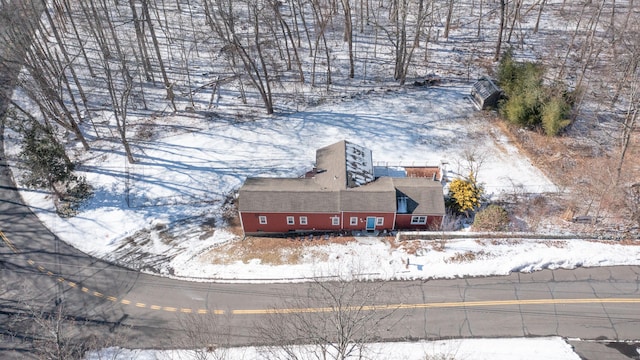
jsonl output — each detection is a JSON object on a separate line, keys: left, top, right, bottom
{"left": 240, "top": 212, "right": 342, "bottom": 234}
{"left": 341, "top": 212, "right": 395, "bottom": 231}
{"left": 395, "top": 214, "right": 443, "bottom": 230}
{"left": 241, "top": 211, "right": 443, "bottom": 235}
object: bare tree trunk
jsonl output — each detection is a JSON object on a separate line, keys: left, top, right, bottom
{"left": 494, "top": 0, "right": 506, "bottom": 61}
{"left": 576, "top": 0, "right": 606, "bottom": 90}
{"left": 129, "top": 0, "right": 154, "bottom": 81}
{"left": 39, "top": 0, "right": 90, "bottom": 150}
{"left": 616, "top": 79, "right": 639, "bottom": 184}
{"left": 342, "top": 0, "right": 355, "bottom": 78}
{"left": 101, "top": 45, "right": 136, "bottom": 163}
{"left": 141, "top": 0, "right": 177, "bottom": 111}
{"left": 274, "top": 2, "right": 305, "bottom": 82}
{"left": 507, "top": 0, "right": 522, "bottom": 43}
{"left": 62, "top": 0, "right": 95, "bottom": 78}
{"left": 310, "top": 0, "right": 332, "bottom": 88}
{"left": 444, "top": 0, "right": 454, "bottom": 39}
{"left": 477, "top": 0, "right": 483, "bottom": 37}
{"left": 534, "top": 0, "right": 546, "bottom": 33}
{"left": 251, "top": 8, "right": 274, "bottom": 114}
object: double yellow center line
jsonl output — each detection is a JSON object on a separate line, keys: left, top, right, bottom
{"left": 231, "top": 297, "right": 640, "bottom": 315}
{"left": 4, "top": 229, "right": 640, "bottom": 316}
{"left": 0, "top": 230, "right": 18, "bottom": 252}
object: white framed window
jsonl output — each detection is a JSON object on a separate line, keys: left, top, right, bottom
{"left": 331, "top": 217, "right": 340, "bottom": 226}
{"left": 411, "top": 216, "right": 427, "bottom": 225}
{"left": 376, "top": 217, "right": 384, "bottom": 226}
{"left": 299, "top": 216, "right": 308, "bottom": 225}
{"left": 259, "top": 216, "right": 268, "bottom": 224}
{"left": 350, "top": 217, "right": 358, "bottom": 225}
{"left": 287, "top": 216, "right": 294, "bottom": 225}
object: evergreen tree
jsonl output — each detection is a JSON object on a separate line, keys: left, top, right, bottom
{"left": 19, "top": 121, "right": 75, "bottom": 197}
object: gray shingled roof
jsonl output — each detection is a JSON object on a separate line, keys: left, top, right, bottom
{"left": 238, "top": 178, "right": 340, "bottom": 212}
{"left": 393, "top": 177, "right": 446, "bottom": 214}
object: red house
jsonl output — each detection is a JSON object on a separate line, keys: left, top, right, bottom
{"left": 238, "top": 140, "right": 445, "bottom": 236}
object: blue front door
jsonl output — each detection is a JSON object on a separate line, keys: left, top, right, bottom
{"left": 366, "top": 217, "right": 376, "bottom": 230}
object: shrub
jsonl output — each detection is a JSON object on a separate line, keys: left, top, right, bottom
{"left": 497, "top": 49, "right": 573, "bottom": 136}
{"left": 473, "top": 204, "right": 510, "bottom": 231}
{"left": 541, "top": 94, "right": 572, "bottom": 136}
{"left": 14, "top": 113, "right": 92, "bottom": 216}
{"left": 19, "top": 120, "right": 75, "bottom": 194}
{"left": 447, "top": 172, "right": 483, "bottom": 216}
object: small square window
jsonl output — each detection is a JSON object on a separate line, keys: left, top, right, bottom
{"left": 287, "top": 216, "right": 294, "bottom": 225}
{"left": 299, "top": 216, "right": 308, "bottom": 225}
{"left": 332, "top": 217, "right": 340, "bottom": 226}
{"left": 376, "top": 217, "right": 384, "bottom": 226}
{"left": 411, "top": 216, "right": 427, "bottom": 225}
{"left": 350, "top": 217, "right": 358, "bottom": 225}
{"left": 259, "top": 216, "right": 267, "bottom": 224}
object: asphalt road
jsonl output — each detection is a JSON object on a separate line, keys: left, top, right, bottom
{"left": 1, "top": 2, "right": 639, "bottom": 359}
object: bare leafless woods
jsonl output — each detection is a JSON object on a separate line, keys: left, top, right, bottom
{"left": 0, "top": 0, "right": 637, "bottom": 227}
{"left": 0, "top": 0, "right": 573, "bottom": 159}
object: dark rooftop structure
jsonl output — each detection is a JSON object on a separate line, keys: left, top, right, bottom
{"left": 471, "top": 77, "right": 502, "bottom": 110}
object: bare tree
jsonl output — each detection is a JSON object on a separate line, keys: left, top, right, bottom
{"left": 175, "top": 311, "right": 233, "bottom": 360}
{"left": 205, "top": 0, "right": 280, "bottom": 114}
{"left": 141, "top": 0, "right": 177, "bottom": 111}
{"left": 309, "top": 0, "right": 333, "bottom": 88}
{"left": 533, "top": 0, "right": 547, "bottom": 34}
{"left": 0, "top": 1, "right": 91, "bottom": 150}
{"left": 2, "top": 289, "right": 125, "bottom": 360}
{"left": 256, "top": 279, "right": 398, "bottom": 360}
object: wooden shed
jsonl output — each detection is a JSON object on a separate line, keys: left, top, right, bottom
{"left": 471, "top": 77, "right": 502, "bottom": 110}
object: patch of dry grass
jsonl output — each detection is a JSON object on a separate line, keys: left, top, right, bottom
{"left": 490, "top": 114, "right": 639, "bottom": 232}
{"left": 541, "top": 240, "right": 567, "bottom": 248}
{"left": 588, "top": 239, "right": 640, "bottom": 246}
{"left": 203, "top": 235, "right": 358, "bottom": 265}
{"left": 445, "top": 250, "right": 490, "bottom": 263}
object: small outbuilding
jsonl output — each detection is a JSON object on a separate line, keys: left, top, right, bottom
{"left": 471, "top": 77, "right": 502, "bottom": 110}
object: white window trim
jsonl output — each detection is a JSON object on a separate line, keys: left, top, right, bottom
{"left": 411, "top": 216, "right": 427, "bottom": 225}
{"left": 287, "top": 216, "right": 295, "bottom": 225}
{"left": 259, "top": 216, "right": 268, "bottom": 224}
{"left": 350, "top": 217, "right": 358, "bottom": 225}
{"left": 299, "top": 216, "right": 308, "bottom": 225}
{"left": 331, "top": 217, "right": 340, "bottom": 226}
{"left": 376, "top": 217, "right": 384, "bottom": 226}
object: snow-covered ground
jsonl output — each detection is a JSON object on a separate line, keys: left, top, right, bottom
{"left": 5, "top": 83, "right": 640, "bottom": 282}
{"left": 88, "top": 337, "right": 583, "bottom": 360}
